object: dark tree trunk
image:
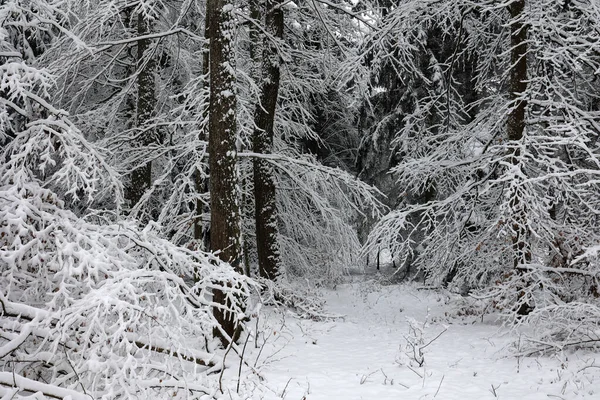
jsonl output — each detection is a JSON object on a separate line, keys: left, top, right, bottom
{"left": 252, "top": 0, "right": 283, "bottom": 281}
{"left": 207, "top": 0, "right": 243, "bottom": 344}
{"left": 507, "top": 0, "right": 531, "bottom": 316}
{"left": 194, "top": 7, "right": 211, "bottom": 252}
{"left": 507, "top": 0, "right": 529, "bottom": 270}
{"left": 128, "top": 11, "right": 156, "bottom": 207}
{"left": 507, "top": 0, "right": 528, "bottom": 146}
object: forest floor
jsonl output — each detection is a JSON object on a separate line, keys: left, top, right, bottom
{"left": 228, "top": 273, "right": 600, "bottom": 400}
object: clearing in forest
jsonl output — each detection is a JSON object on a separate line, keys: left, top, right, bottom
{"left": 236, "top": 282, "right": 600, "bottom": 400}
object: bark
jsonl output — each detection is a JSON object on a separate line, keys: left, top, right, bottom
{"left": 507, "top": 0, "right": 528, "bottom": 145}
{"left": 507, "top": 0, "right": 531, "bottom": 316}
{"left": 194, "top": 7, "right": 211, "bottom": 252}
{"left": 128, "top": 12, "right": 156, "bottom": 207}
{"left": 252, "top": 0, "right": 283, "bottom": 281}
{"left": 207, "top": 0, "right": 243, "bottom": 343}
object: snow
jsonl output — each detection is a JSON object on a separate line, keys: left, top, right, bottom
{"left": 0, "top": 372, "right": 91, "bottom": 400}
{"left": 243, "top": 282, "right": 600, "bottom": 399}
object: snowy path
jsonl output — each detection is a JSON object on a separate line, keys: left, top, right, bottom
{"left": 252, "top": 282, "right": 600, "bottom": 400}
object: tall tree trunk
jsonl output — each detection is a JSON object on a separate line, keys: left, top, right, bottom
{"left": 128, "top": 11, "right": 156, "bottom": 208}
{"left": 194, "top": 6, "right": 211, "bottom": 252}
{"left": 507, "top": 0, "right": 531, "bottom": 315}
{"left": 207, "top": 0, "right": 243, "bottom": 344}
{"left": 252, "top": 0, "right": 283, "bottom": 281}
{"left": 507, "top": 0, "right": 528, "bottom": 147}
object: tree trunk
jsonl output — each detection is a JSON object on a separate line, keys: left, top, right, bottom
{"left": 252, "top": 0, "right": 283, "bottom": 281}
{"left": 507, "top": 0, "right": 528, "bottom": 146}
{"left": 507, "top": 0, "right": 531, "bottom": 316}
{"left": 207, "top": 0, "right": 243, "bottom": 344}
{"left": 128, "top": 11, "right": 156, "bottom": 208}
{"left": 194, "top": 6, "right": 211, "bottom": 252}
{"left": 507, "top": 0, "right": 529, "bottom": 268}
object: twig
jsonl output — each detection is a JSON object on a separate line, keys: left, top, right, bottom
{"left": 407, "top": 365, "right": 423, "bottom": 378}
{"left": 280, "top": 377, "right": 293, "bottom": 398}
{"left": 219, "top": 324, "right": 238, "bottom": 394}
{"left": 63, "top": 346, "right": 92, "bottom": 399}
{"left": 420, "top": 327, "right": 448, "bottom": 351}
{"left": 253, "top": 329, "right": 271, "bottom": 368}
{"left": 434, "top": 375, "right": 444, "bottom": 397}
{"left": 577, "top": 365, "right": 600, "bottom": 373}
{"left": 360, "top": 370, "right": 378, "bottom": 385}
{"left": 236, "top": 332, "right": 251, "bottom": 393}
{"left": 490, "top": 383, "right": 501, "bottom": 397}
{"left": 380, "top": 368, "right": 390, "bottom": 385}
{"left": 254, "top": 313, "right": 260, "bottom": 349}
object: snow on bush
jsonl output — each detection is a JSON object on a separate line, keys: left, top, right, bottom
{"left": 0, "top": 182, "right": 253, "bottom": 398}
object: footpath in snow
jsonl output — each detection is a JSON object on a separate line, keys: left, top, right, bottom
{"left": 240, "top": 281, "right": 600, "bottom": 400}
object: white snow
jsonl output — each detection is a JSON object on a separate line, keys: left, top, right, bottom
{"left": 240, "top": 282, "right": 600, "bottom": 400}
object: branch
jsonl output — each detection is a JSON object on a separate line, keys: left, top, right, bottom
{"left": 0, "top": 51, "right": 22, "bottom": 58}
{"left": 516, "top": 264, "right": 596, "bottom": 278}
{"left": 0, "top": 372, "right": 90, "bottom": 400}
{"left": 312, "top": 0, "right": 375, "bottom": 29}
{"left": 1, "top": 296, "right": 215, "bottom": 367}
{"left": 0, "top": 323, "right": 33, "bottom": 358}
{"left": 92, "top": 28, "right": 202, "bottom": 52}
{"left": 420, "top": 327, "right": 448, "bottom": 351}
{"left": 310, "top": 0, "right": 349, "bottom": 56}
{"left": 131, "top": 336, "right": 214, "bottom": 367}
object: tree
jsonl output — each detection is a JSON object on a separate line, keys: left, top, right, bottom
{"left": 364, "top": 0, "right": 600, "bottom": 346}
{"left": 507, "top": 0, "right": 531, "bottom": 315}
{"left": 228, "top": 0, "right": 385, "bottom": 283}
{"left": 0, "top": 2, "right": 251, "bottom": 397}
{"left": 251, "top": 0, "right": 284, "bottom": 281}
{"left": 195, "top": 2, "right": 212, "bottom": 252}
{"left": 127, "top": 4, "right": 159, "bottom": 208}
{"left": 207, "top": 0, "right": 244, "bottom": 343}
{"left": 43, "top": 0, "right": 205, "bottom": 223}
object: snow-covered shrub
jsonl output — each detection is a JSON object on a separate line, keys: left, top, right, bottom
{"left": 0, "top": 183, "right": 252, "bottom": 399}
{"left": 395, "top": 315, "right": 447, "bottom": 368}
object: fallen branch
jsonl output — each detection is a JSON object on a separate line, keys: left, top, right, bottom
{"left": 0, "top": 371, "right": 90, "bottom": 400}
{"left": 132, "top": 338, "right": 214, "bottom": 367}
{"left": 1, "top": 296, "right": 215, "bottom": 367}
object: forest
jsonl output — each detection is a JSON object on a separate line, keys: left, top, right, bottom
{"left": 2, "top": 0, "right": 600, "bottom": 398}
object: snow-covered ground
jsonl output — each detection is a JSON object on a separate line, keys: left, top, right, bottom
{"left": 232, "top": 281, "right": 600, "bottom": 400}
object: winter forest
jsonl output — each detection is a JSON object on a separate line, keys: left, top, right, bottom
{"left": 3, "top": 0, "right": 600, "bottom": 398}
